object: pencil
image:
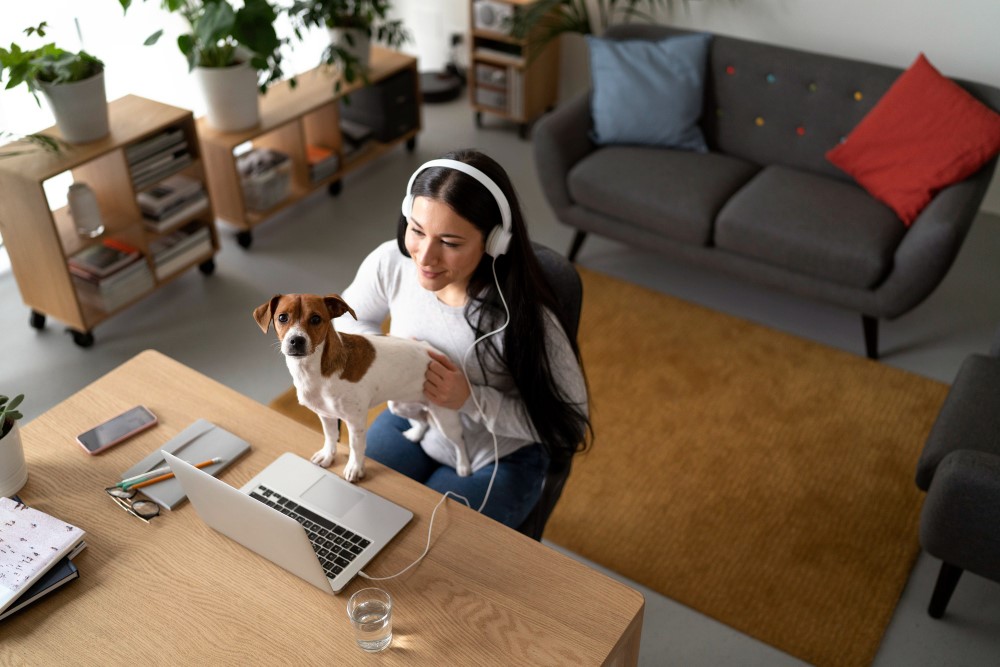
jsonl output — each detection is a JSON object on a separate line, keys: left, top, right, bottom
{"left": 124, "top": 457, "right": 223, "bottom": 490}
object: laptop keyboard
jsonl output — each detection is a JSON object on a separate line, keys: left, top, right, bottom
{"left": 249, "top": 485, "right": 371, "bottom": 579}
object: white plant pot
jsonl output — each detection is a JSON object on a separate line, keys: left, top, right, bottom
{"left": 38, "top": 70, "right": 110, "bottom": 144}
{"left": 328, "top": 27, "right": 372, "bottom": 72}
{"left": 195, "top": 61, "right": 261, "bottom": 133}
{"left": 0, "top": 422, "right": 28, "bottom": 498}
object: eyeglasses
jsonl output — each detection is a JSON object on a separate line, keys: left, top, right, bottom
{"left": 105, "top": 486, "right": 161, "bottom": 523}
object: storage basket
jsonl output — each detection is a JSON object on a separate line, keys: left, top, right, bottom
{"left": 237, "top": 148, "right": 291, "bottom": 211}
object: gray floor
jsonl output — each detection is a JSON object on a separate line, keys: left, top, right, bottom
{"left": 3, "top": 95, "right": 999, "bottom": 665}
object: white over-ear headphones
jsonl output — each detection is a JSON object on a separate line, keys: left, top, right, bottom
{"left": 401, "top": 158, "right": 513, "bottom": 257}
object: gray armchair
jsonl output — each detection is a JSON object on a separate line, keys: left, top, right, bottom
{"left": 914, "top": 325, "right": 1000, "bottom": 617}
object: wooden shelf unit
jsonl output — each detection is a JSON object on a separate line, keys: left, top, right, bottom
{"left": 197, "top": 47, "right": 422, "bottom": 248}
{"left": 469, "top": 0, "right": 560, "bottom": 136}
{"left": 0, "top": 95, "right": 219, "bottom": 346}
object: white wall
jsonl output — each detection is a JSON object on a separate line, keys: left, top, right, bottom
{"left": 553, "top": 0, "right": 1000, "bottom": 213}
{"left": 2, "top": 1, "right": 997, "bottom": 211}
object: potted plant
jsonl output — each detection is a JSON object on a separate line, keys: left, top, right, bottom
{"left": 288, "top": 0, "right": 409, "bottom": 91}
{"left": 0, "top": 23, "right": 110, "bottom": 144}
{"left": 0, "top": 394, "right": 27, "bottom": 497}
{"left": 120, "top": 0, "right": 290, "bottom": 132}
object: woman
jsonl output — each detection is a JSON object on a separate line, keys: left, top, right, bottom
{"left": 337, "top": 149, "right": 591, "bottom": 528}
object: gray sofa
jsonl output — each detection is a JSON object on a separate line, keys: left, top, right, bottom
{"left": 915, "top": 324, "right": 1000, "bottom": 618}
{"left": 533, "top": 24, "right": 1000, "bottom": 359}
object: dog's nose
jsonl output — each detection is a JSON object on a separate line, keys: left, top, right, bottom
{"left": 287, "top": 335, "right": 307, "bottom": 355}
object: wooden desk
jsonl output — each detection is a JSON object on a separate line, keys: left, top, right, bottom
{"left": 3, "top": 351, "right": 643, "bottom": 665}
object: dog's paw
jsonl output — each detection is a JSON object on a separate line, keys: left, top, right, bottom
{"left": 310, "top": 449, "right": 336, "bottom": 468}
{"left": 401, "top": 421, "right": 428, "bottom": 443}
{"left": 456, "top": 461, "right": 472, "bottom": 477}
{"left": 343, "top": 458, "right": 366, "bottom": 483}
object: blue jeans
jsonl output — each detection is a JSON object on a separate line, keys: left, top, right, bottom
{"left": 365, "top": 410, "right": 550, "bottom": 528}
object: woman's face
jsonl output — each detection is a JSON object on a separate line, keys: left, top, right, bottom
{"left": 404, "top": 195, "right": 486, "bottom": 304}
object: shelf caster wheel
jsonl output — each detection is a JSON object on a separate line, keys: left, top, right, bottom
{"left": 475, "top": 111, "right": 483, "bottom": 128}
{"left": 328, "top": 180, "right": 342, "bottom": 196}
{"left": 29, "top": 310, "right": 46, "bottom": 330}
{"left": 70, "top": 329, "right": 94, "bottom": 348}
{"left": 406, "top": 136, "right": 417, "bottom": 152}
{"left": 236, "top": 231, "right": 253, "bottom": 249}
{"left": 198, "top": 258, "right": 216, "bottom": 275}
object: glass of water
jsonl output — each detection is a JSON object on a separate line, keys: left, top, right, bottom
{"left": 347, "top": 587, "right": 393, "bottom": 652}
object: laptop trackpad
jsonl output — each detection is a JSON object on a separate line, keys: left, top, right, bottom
{"left": 300, "top": 475, "right": 364, "bottom": 518}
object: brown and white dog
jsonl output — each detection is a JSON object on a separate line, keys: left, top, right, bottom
{"left": 253, "top": 293, "right": 469, "bottom": 482}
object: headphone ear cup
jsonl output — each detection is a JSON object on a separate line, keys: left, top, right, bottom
{"left": 400, "top": 194, "right": 413, "bottom": 219}
{"left": 485, "top": 225, "right": 512, "bottom": 257}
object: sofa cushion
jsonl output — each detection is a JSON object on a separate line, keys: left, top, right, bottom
{"left": 568, "top": 146, "right": 759, "bottom": 245}
{"left": 826, "top": 53, "right": 1000, "bottom": 226}
{"left": 587, "top": 33, "right": 712, "bottom": 151}
{"left": 715, "top": 166, "right": 905, "bottom": 289}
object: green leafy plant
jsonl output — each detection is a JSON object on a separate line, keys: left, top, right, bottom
{"left": 288, "top": 0, "right": 410, "bottom": 89}
{"left": 119, "top": 0, "right": 290, "bottom": 93}
{"left": 0, "top": 131, "right": 64, "bottom": 159}
{"left": 0, "top": 394, "right": 24, "bottom": 439}
{"left": 0, "top": 23, "right": 105, "bottom": 104}
{"left": 508, "top": 0, "right": 688, "bottom": 59}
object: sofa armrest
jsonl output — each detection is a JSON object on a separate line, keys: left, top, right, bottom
{"left": 920, "top": 449, "right": 1000, "bottom": 581}
{"left": 871, "top": 157, "right": 998, "bottom": 318}
{"left": 532, "top": 91, "right": 596, "bottom": 217}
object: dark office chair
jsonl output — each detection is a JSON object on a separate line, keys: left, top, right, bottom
{"left": 516, "top": 243, "right": 584, "bottom": 541}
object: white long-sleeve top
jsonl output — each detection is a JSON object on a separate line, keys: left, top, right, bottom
{"left": 337, "top": 241, "right": 588, "bottom": 472}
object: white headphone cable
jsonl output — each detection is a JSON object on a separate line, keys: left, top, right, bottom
{"left": 359, "top": 256, "right": 510, "bottom": 581}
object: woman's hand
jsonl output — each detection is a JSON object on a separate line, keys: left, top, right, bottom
{"left": 424, "top": 350, "right": 470, "bottom": 410}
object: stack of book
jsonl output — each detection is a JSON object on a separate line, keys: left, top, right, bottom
{"left": 136, "top": 174, "right": 210, "bottom": 233}
{"left": 339, "top": 118, "right": 374, "bottom": 161}
{"left": 126, "top": 127, "right": 193, "bottom": 191}
{"left": 0, "top": 496, "right": 87, "bottom": 621}
{"left": 68, "top": 239, "right": 154, "bottom": 312}
{"left": 148, "top": 221, "right": 213, "bottom": 280}
{"left": 306, "top": 144, "right": 340, "bottom": 183}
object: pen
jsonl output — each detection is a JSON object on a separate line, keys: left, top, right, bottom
{"left": 121, "top": 457, "right": 223, "bottom": 490}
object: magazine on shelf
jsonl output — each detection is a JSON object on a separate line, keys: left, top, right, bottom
{"left": 129, "top": 144, "right": 190, "bottom": 180}
{"left": 67, "top": 239, "right": 143, "bottom": 279}
{"left": 142, "top": 194, "right": 210, "bottom": 233}
{"left": 132, "top": 155, "right": 194, "bottom": 190}
{"left": 0, "top": 497, "right": 86, "bottom": 616}
{"left": 73, "top": 261, "right": 154, "bottom": 312}
{"left": 70, "top": 253, "right": 150, "bottom": 288}
{"left": 137, "top": 174, "right": 205, "bottom": 215}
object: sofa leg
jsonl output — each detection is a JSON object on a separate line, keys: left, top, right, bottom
{"left": 567, "top": 231, "right": 587, "bottom": 262}
{"left": 928, "top": 561, "right": 964, "bottom": 619}
{"left": 862, "top": 315, "right": 879, "bottom": 360}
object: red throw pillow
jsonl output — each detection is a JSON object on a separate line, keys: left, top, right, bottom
{"left": 826, "top": 53, "right": 1000, "bottom": 226}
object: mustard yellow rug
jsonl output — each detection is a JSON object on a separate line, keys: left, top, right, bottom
{"left": 269, "top": 268, "right": 947, "bottom": 667}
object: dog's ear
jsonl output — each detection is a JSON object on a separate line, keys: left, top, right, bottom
{"left": 324, "top": 294, "right": 358, "bottom": 321}
{"left": 253, "top": 295, "right": 282, "bottom": 333}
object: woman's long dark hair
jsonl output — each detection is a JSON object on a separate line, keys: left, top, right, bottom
{"left": 396, "top": 149, "right": 592, "bottom": 461}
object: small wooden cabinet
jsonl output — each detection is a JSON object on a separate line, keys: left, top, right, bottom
{"left": 468, "top": 0, "right": 560, "bottom": 138}
{"left": 196, "top": 47, "right": 422, "bottom": 249}
{"left": 0, "top": 95, "right": 218, "bottom": 347}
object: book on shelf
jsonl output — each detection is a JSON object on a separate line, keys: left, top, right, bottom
{"left": 142, "top": 193, "right": 210, "bottom": 233}
{"left": 67, "top": 239, "right": 143, "bottom": 280}
{"left": 72, "top": 261, "right": 154, "bottom": 312}
{"left": 150, "top": 221, "right": 212, "bottom": 280}
{"left": 125, "top": 127, "right": 186, "bottom": 165}
{"left": 307, "top": 144, "right": 341, "bottom": 183}
{"left": 129, "top": 143, "right": 190, "bottom": 181}
{"left": 137, "top": 174, "right": 205, "bottom": 216}
{"left": 132, "top": 154, "right": 194, "bottom": 191}
{"left": 0, "top": 496, "right": 86, "bottom": 616}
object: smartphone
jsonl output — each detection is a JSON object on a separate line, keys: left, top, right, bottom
{"left": 76, "top": 405, "right": 157, "bottom": 455}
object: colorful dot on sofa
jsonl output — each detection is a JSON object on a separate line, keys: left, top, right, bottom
{"left": 808, "top": 82, "right": 818, "bottom": 92}
{"left": 796, "top": 126, "right": 806, "bottom": 136}
{"left": 755, "top": 116, "right": 765, "bottom": 126}
{"left": 726, "top": 65, "right": 736, "bottom": 75}
{"left": 766, "top": 74, "right": 776, "bottom": 84}
{"left": 854, "top": 91, "right": 863, "bottom": 101}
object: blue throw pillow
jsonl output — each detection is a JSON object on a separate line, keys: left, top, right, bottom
{"left": 588, "top": 33, "right": 712, "bottom": 151}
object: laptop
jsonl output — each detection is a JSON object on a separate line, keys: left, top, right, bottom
{"left": 162, "top": 450, "right": 412, "bottom": 594}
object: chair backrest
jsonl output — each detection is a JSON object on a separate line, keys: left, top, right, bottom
{"left": 516, "top": 243, "right": 583, "bottom": 541}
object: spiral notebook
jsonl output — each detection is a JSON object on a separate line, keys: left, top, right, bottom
{"left": 119, "top": 419, "right": 251, "bottom": 510}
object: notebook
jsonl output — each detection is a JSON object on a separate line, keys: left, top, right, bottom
{"left": 120, "top": 419, "right": 251, "bottom": 510}
{"left": 162, "top": 451, "right": 412, "bottom": 594}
